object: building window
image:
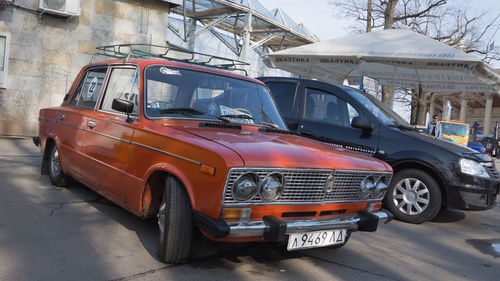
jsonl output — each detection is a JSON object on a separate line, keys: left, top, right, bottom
{"left": 0, "top": 32, "right": 10, "bottom": 89}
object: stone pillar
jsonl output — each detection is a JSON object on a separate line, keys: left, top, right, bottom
{"left": 459, "top": 93, "right": 467, "bottom": 121}
{"left": 429, "top": 94, "right": 435, "bottom": 119}
{"left": 484, "top": 93, "right": 494, "bottom": 136}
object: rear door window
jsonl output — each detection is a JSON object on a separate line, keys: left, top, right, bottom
{"left": 69, "top": 68, "right": 108, "bottom": 109}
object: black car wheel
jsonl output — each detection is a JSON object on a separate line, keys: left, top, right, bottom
{"left": 384, "top": 169, "right": 441, "bottom": 224}
{"left": 48, "top": 144, "right": 69, "bottom": 187}
{"left": 157, "top": 176, "right": 193, "bottom": 264}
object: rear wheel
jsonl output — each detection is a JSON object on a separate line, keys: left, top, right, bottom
{"left": 48, "top": 144, "right": 69, "bottom": 187}
{"left": 384, "top": 169, "right": 441, "bottom": 224}
{"left": 157, "top": 176, "right": 193, "bottom": 264}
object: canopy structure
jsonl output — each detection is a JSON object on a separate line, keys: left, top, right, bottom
{"left": 169, "top": 0, "right": 318, "bottom": 61}
{"left": 266, "top": 28, "right": 500, "bottom": 94}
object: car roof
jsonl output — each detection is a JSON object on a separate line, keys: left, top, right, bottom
{"left": 91, "top": 58, "right": 264, "bottom": 85}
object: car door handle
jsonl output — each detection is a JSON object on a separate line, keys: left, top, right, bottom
{"left": 58, "top": 114, "right": 65, "bottom": 120}
{"left": 87, "top": 121, "right": 96, "bottom": 128}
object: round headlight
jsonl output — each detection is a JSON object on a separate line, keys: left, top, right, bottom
{"left": 232, "top": 173, "right": 259, "bottom": 201}
{"left": 373, "top": 176, "right": 389, "bottom": 198}
{"left": 359, "top": 176, "right": 375, "bottom": 199}
{"left": 259, "top": 173, "right": 285, "bottom": 201}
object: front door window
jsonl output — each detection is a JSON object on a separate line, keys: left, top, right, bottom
{"left": 304, "top": 88, "right": 359, "bottom": 127}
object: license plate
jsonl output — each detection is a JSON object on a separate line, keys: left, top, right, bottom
{"left": 287, "top": 229, "right": 346, "bottom": 251}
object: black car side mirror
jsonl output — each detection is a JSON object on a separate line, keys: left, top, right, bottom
{"left": 351, "top": 116, "right": 373, "bottom": 132}
{"left": 112, "top": 98, "right": 134, "bottom": 122}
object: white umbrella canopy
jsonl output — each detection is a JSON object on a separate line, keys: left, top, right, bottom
{"left": 266, "top": 28, "right": 500, "bottom": 93}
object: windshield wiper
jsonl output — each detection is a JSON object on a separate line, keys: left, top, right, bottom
{"left": 218, "top": 114, "right": 255, "bottom": 120}
{"left": 217, "top": 114, "right": 255, "bottom": 123}
{"left": 159, "top": 108, "right": 205, "bottom": 115}
{"left": 388, "top": 124, "right": 419, "bottom": 132}
{"left": 261, "top": 121, "right": 279, "bottom": 129}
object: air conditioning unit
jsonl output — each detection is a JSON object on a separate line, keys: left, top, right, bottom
{"left": 39, "top": 0, "right": 81, "bottom": 17}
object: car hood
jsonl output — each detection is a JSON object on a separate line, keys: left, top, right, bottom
{"left": 396, "top": 128, "right": 492, "bottom": 162}
{"left": 173, "top": 124, "right": 391, "bottom": 171}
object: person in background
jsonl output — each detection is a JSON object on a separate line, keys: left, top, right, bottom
{"left": 427, "top": 114, "right": 442, "bottom": 137}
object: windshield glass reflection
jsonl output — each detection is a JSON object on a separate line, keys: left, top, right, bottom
{"left": 145, "top": 66, "right": 287, "bottom": 129}
{"left": 343, "top": 86, "right": 411, "bottom": 126}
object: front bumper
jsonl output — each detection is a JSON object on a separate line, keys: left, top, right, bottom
{"left": 448, "top": 175, "right": 499, "bottom": 210}
{"left": 193, "top": 209, "right": 392, "bottom": 242}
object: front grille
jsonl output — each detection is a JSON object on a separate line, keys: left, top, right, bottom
{"left": 222, "top": 168, "right": 392, "bottom": 205}
{"left": 483, "top": 165, "right": 500, "bottom": 181}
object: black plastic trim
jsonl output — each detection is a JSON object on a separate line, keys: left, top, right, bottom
{"left": 263, "top": 215, "right": 287, "bottom": 242}
{"left": 193, "top": 210, "right": 230, "bottom": 238}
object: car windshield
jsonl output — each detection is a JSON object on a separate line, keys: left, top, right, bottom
{"left": 342, "top": 86, "right": 411, "bottom": 126}
{"left": 145, "top": 66, "right": 287, "bottom": 129}
{"left": 441, "top": 123, "right": 469, "bottom": 137}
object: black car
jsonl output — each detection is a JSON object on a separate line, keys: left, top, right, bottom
{"left": 258, "top": 77, "right": 500, "bottom": 224}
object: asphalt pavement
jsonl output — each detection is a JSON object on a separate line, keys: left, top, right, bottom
{"left": 1, "top": 137, "right": 499, "bottom": 281}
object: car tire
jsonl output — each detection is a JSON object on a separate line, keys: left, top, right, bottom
{"left": 383, "top": 169, "right": 441, "bottom": 224}
{"left": 157, "top": 176, "right": 193, "bottom": 264}
{"left": 48, "top": 144, "right": 70, "bottom": 187}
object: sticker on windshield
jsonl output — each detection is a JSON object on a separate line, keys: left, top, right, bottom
{"left": 159, "top": 67, "right": 181, "bottom": 76}
{"left": 208, "top": 102, "right": 218, "bottom": 115}
{"left": 87, "top": 76, "right": 98, "bottom": 98}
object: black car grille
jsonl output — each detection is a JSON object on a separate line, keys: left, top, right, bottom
{"left": 484, "top": 165, "right": 500, "bottom": 181}
{"left": 222, "top": 168, "right": 392, "bottom": 206}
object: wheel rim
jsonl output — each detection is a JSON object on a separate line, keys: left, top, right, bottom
{"left": 50, "top": 146, "right": 61, "bottom": 177}
{"left": 157, "top": 201, "right": 166, "bottom": 243}
{"left": 392, "top": 177, "right": 430, "bottom": 215}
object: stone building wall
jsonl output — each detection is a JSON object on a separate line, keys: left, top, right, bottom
{"left": 0, "top": 0, "right": 173, "bottom": 136}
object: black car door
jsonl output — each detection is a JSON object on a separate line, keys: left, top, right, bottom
{"left": 296, "top": 81, "right": 379, "bottom": 156}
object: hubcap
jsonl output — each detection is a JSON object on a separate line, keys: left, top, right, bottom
{"left": 50, "top": 146, "right": 61, "bottom": 177}
{"left": 393, "top": 178, "right": 430, "bottom": 215}
{"left": 157, "top": 202, "right": 166, "bottom": 243}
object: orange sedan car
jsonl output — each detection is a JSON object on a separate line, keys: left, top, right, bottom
{"left": 34, "top": 44, "right": 393, "bottom": 264}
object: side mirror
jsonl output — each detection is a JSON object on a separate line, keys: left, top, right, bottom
{"left": 351, "top": 116, "right": 373, "bottom": 131}
{"left": 63, "top": 94, "right": 70, "bottom": 101}
{"left": 112, "top": 98, "right": 134, "bottom": 122}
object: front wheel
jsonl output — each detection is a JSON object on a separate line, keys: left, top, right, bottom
{"left": 157, "top": 176, "right": 193, "bottom": 264}
{"left": 383, "top": 169, "right": 442, "bottom": 224}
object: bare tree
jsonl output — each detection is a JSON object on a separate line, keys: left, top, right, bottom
{"left": 331, "top": 0, "right": 499, "bottom": 124}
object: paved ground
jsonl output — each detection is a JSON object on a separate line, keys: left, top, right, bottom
{"left": 1, "top": 137, "right": 499, "bottom": 281}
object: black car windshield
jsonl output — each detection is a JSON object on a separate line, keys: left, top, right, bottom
{"left": 145, "top": 66, "right": 287, "bottom": 129}
{"left": 342, "top": 86, "right": 411, "bottom": 126}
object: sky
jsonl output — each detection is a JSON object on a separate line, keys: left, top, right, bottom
{"left": 260, "top": 0, "right": 500, "bottom": 68}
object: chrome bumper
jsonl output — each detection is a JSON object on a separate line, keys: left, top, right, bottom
{"left": 193, "top": 209, "right": 393, "bottom": 241}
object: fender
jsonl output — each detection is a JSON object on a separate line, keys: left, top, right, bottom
{"left": 139, "top": 162, "right": 197, "bottom": 214}
{"left": 386, "top": 150, "right": 453, "bottom": 191}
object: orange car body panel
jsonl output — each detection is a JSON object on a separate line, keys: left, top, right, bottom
{"left": 37, "top": 59, "right": 392, "bottom": 242}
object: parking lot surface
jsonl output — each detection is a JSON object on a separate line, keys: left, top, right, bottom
{"left": 1, "top": 137, "right": 499, "bottom": 281}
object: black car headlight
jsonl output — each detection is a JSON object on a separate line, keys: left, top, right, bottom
{"left": 459, "top": 158, "right": 490, "bottom": 179}
{"left": 232, "top": 173, "right": 259, "bottom": 201}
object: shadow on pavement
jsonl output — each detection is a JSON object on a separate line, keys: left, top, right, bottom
{"left": 431, "top": 209, "right": 466, "bottom": 223}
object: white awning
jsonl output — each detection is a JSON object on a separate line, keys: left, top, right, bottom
{"left": 266, "top": 28, "right": 500, "bottom": 93}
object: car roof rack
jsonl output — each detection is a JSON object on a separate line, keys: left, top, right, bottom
{"left": 91, "top": 43, "right": 250, "bottom": 75}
